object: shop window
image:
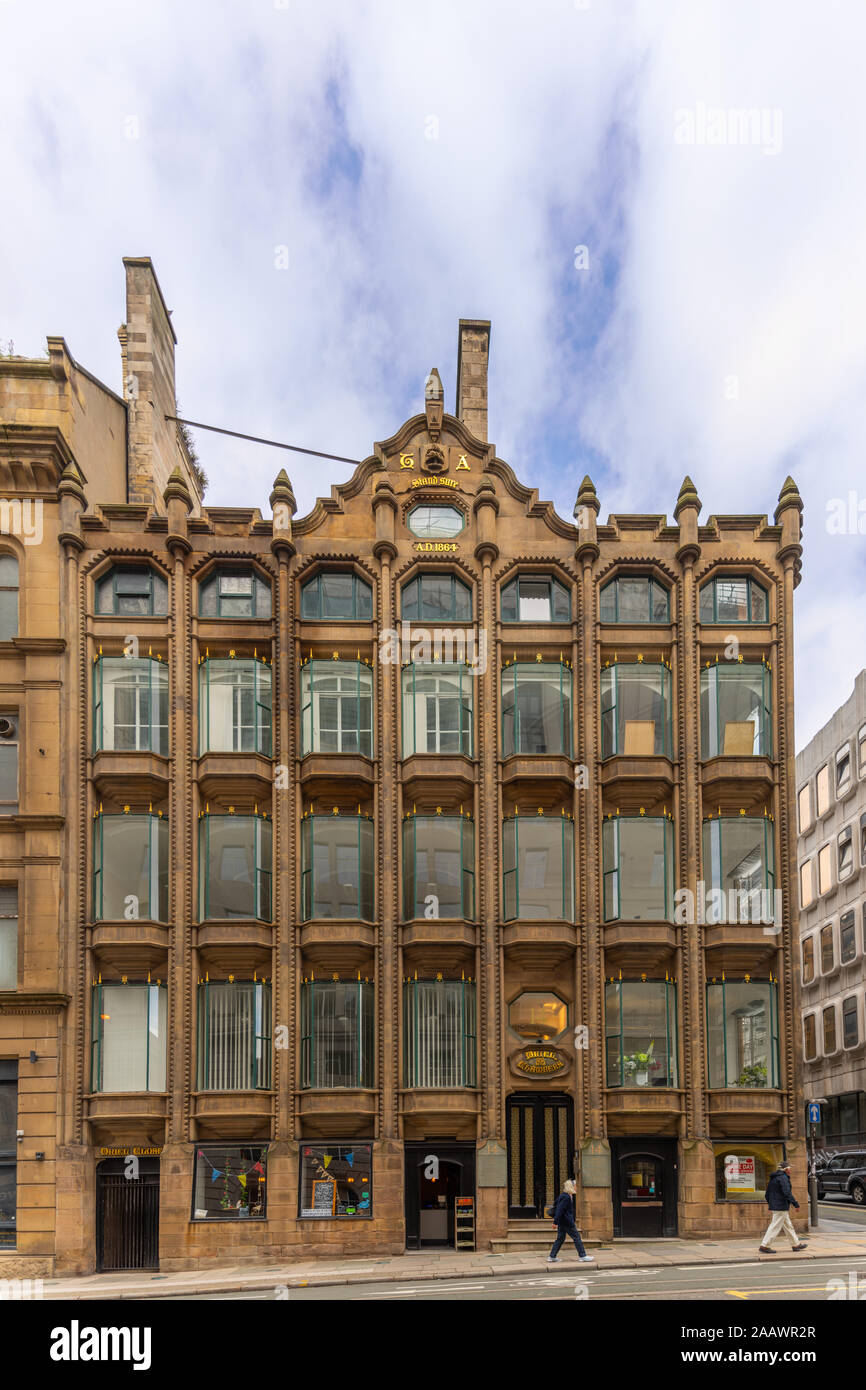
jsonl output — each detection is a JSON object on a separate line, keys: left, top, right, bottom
{"left": 300, "top": 660, "right": 372, "bottom": 757}
{"left": 0, "top": 715, "right": 18, "bottom": 814}
{"left": 798, "top": 784, "right": 812, "bottom": 833}
{"left": 198, "top": 813, "right": 272, "bottom": 921}
{"left": 90, "top": 982, "right": 167, "bottom": 1092}
{"left": 92, "top": 812, "right": 168, "bottom": 922}
{"left": 841, "top": 910, "right": 857, "bottom": 965}
{"left": 801, "top": 935, "right": 814, "bottom": 984}
{"left": 401, "top": 572, "right": 471, "bottom": 622}
{"left": 0, "top": 885, "right": 16, "bottom": 990}
{"left": 199, "top": 567, "right": 271, "bottom": 619}
{"left": 192, "top": 1145, "right": 267, "bottom": 1220}
{"left": 800, "top": 859, "right": 814, "bottom": 909}
{"left": 701, "top": 817, "right": 775, "bottom": 921}
{"left": 820, "top": 924, "right": 835, "bottom": 974}
{"left": 401, "top": 662, "right": 472, "bottom": 756}
{"left": 502, "top": 661, "right": 573, "bottom": 756}
{"left": 300, "top": 980, "right": 374, "bottom": 1088}
{"left": 599, "top": 574, "right": 670, "bottom": 624}
{"left": 403, "top": 979, "right": 476, "bottom": 1087}
{"left": 824, "top": 1005, "right": 837, "bottom": 1054}
{"left": 0, "top": 1060, "right": 17, "bottom": 1247}
{"left": 843, "top": 996, "right": 860, "bottom": 1049}
{"left": 301, "top": 570, "right": 372, "bottom": 621}
{"left": 713, "top": 1143, "right": 784, "bottom": 1202}
{"left": 816, "top": 764, "right": 831, "bottom": 817}
{"left": 0, "top": 555, "right": 18, "bottom": 640}
{"left": 501, "top": 574, "right": 570, "bottom": 624}
{"left": 300, "top": 814, "right": 374, "bottom": 921}
{"left": 508, "top": 991, "right": 569, "bottom": 1041}
{"left": 837, "top": 746, "right": 852, "bottom": 793}
{"left": 96, "top": 564, "right": 168, "bottom": 617}
{"left": 94, "top": 656, "right": 168, "bottom": 754}
{"left": 700, "top": 662, "right": 771, "bottom": 758}
{"left": 196, "top": 981, "right": 271, "bottom": 1090}
{"left": 804, "top": 1014, "right": 817, "bottom": 1061}
{"left": 199, "top": 657, "right": 272, "bottom": 755}
{"left": 602, "top": 663, "right": 672, "bottom": 758}
{"left": 818, "top": 843, "right": 833, "bottom": 895}
{"left": 402, "top": 814, "right": 474, "bottom": 920}
{"left": 603, "top": 815, "right": 674, "bottom": 921}
{"left": 299, "top": 1143, "right": 371, "bottom": 1219}
{"left": 838, "top": 827, "right": 854, "bottom": 881}
{"left": 604, "top": 981, "right": 678, "bottom": 1087}
{"left": 699, "top": 575, "right": 768, "bottom": 624}
{"left": 407, "top": 505, "right": 464, "bottom": 540}
{"left": 502, "top": 815, "right": 574, "bottom": 922}
{"left": 706, "top": 980, "right": 779, "bottom": 1088}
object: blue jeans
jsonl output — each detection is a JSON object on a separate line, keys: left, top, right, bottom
{"left": 550, "top": 1219, "right": 587, "bottom": 1258}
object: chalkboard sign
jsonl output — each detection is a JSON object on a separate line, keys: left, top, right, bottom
{"left": 302, "top": 1178, "right": 336, "bottom": 1217}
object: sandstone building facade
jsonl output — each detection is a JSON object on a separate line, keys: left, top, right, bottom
{"left": 0, "top": 259, "right": 806, "bottom": 1274}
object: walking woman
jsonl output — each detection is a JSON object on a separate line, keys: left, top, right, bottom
{"left": 547, "top": 1179, "right": 595, "bottom": 1263}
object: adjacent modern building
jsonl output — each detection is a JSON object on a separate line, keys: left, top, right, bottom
{"left": 0, "top": 258, "right": 807, "bottom": 1276}
{"left": 796, "top": 669, "right": 866, "bottom": 1152}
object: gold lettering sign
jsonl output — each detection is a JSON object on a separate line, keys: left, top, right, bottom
{"left": 456, "top": 455, "right": 470, "bottom": 470}
{"left": 99, "top": 1146, "right": 163, "bottom": 1157}
{"left": 513, "top": 1046, "right": 566, "bottom": 1076}
{"left": 413, "top": 541, "right": 458, "bottom": 553}
{"left": 410, "top": 476, "right": 459, "bottom": 489}
{"left": 399, "top": 453, "right": 415, "bottom": 469}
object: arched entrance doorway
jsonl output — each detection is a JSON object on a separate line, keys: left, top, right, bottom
{"left": 96, "top": 1157, "right": 160, "bottom": 1271}
{"left": 404, "top": 1143, "right": 476, "bottom": 1249}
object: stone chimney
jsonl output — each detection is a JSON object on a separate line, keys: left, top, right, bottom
{"left": 455, "top": 319, "right": 491, "bottom": 442}
{"left": 119, "top": 257, "right": 196, "bottom": 509}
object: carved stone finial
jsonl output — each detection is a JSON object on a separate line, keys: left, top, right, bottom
{"left": 163, "top": 465, "right": 193, "bottom": 511}
{"left": 575, "top": 474, "right": 600, "bottom": 519}
{"left": 775, "top": 475, "right": 803, "bottom": 519}
{"left": 270, "top": 467, "right": 297, "bottom": 516}
{"left": 425, "top": 367, "right": 444, "bottom": 441}
{"left": 674, "top": 475, "right": 701, "bottom": 519}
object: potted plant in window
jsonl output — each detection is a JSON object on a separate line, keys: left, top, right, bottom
{"left": 625, "top": 1041, "right": 655, "bottom": 1086}
{"left": 736, "top": 1062, "right": 767, "bottom": 1088}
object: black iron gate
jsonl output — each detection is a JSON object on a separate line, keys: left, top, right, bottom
{"left": 507, "top": 1093, "right": 574, "bottom": 1217}
{"left": 96, "top": 1158, "right": 160, "bottom": 1271}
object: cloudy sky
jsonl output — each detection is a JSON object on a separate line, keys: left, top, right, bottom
{"left": 3, "top": 0, "right": 864, "bottom": 745}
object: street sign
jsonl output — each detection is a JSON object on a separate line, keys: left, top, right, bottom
{"left": 808, "top": 1101, "right": 821, "bottom": 1124}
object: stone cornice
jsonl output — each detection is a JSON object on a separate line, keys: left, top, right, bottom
{"left": 0, "top": 991, "right": 70, "bottom": 1015}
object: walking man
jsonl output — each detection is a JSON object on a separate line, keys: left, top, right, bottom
{"left": 759, "top": 1161, "right": 808, "bottom": 1254}
{"left": 547, "top": 1179, "right": 595, "bottom": 1263}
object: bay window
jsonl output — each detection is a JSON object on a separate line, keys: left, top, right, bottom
{"left": 199, "top": 658, "right": 272, "bottom": 754}
{"left": 198, "top": 813, "right": 272, "bottom": 921}
{"left": 300, "top": 980, "right": 374, "bottom": 1088}
{"left": 502, "top": 815, "right": 574, "bottom": 921}
{"left": 601, "top": 663, "right": 671, "bottom": 758}
{"left": 401, "top": 662, "right": 472, "bottom": 756}
{"left": 403, "top": 978, "right": 477, "bottom": 1087}
{"left": 706, "top": 980, "right": 779, "bottom": 1088}
{"left": 700, "top": 662, "right": 771, "bottom": 758}
{"left": 93, "top": 656, "right": 168, "bottom": 754}
{"left": 300, "top": 660, "right": 373, "bottom": 757}
{"left": 90, "top": 982, "right": 167, "bottom": 1092}
{"left": 701, "top": 817, "right": 775, "bottom": 921}
{"left": 501, "top": 662, "right": 572, "bottom": 756}
{"left": 92, "top": 812, "right": 168, "bottom": 922}
{"left": 300, "top": 814, "right": 374, "bottom": 920}
{"left": 602, "top": 815, "right": 674, "bottom": 921}
{"left": 402, "top": 814, "right": 475, "bottom": 920}
{"left": 605, "top": 980, "right": 678, "bottom": 1087}
{"left": 196, "top": 980, "right": 271, "bottom": 1090}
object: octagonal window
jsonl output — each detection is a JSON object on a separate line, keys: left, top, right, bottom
{"left": 508, "top": 991, "right": 569, "bottom": 1041}
{"left": 407, "top": 505, "right": 464, "bottom": 539}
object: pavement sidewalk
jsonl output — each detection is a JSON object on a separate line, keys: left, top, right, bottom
{"left": 32, "top": 1226, "right": 866, "bottom": 1300}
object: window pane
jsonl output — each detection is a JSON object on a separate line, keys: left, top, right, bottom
{"left": 823, "top": 1007, "right": 836, "bottom": 1053}
{"left": 509, "top": 992, "right": 568, "bottom": 1041}
{"left": 615, "top": 578, "right": 652, "bottom": 623}
{"left": 303, "top": 818, "right": 374, "bottom": 920}
{"left": 707, "top": 983, "right": 776, "bottom": 1087}
{"left": 599, "top": 583, "right": 617, "bottom": 622}
{"left": 200, "top": 817, "right": 270, "bottom": 920}
{"left": 503, "top": 818, "right": 573, "bottom": 921}
{"left": 198, "top": 983, "right": 271, "bottom": 1090}
{"left": 714, "top": 580, "right": 749, "bottom": 623}
{"left": 798, "top": 785, "right": 812, "bottom": 832}
{"left": 95, "top": 816, "right": 167, "bottom": 921}
{"left": 700, "top": 664, "right": 769, "bottom": 758}
{"left": 843, "top": 999, "right": 859, "bottom": 1048}
{"left": 502, "top": 665, "right": 571, "bottom": 756}
{"left": 402, "top": 817, "right": 473, "bottom": 920}
{"left": 816, "top": 765, "right": 831, "bottom": 816}
{"left": 517, "top": 580, "right": 551, "bottom": 622}
{"left": 500, "top": 579, "right": 518, "bottom": 623}
{"left": 97, "top": 985, "right": 166, "bottom": 1091}
{"left": 403, "top": 981, "right": 476, "bottom": 1087}
{"left": 0, "top": 590, "right": 17, "bottom": 641}
{"left": 299, "top": 1143, "right": 371, "bottom": 1218}
{"left": 0, "top": 919, "right": 17, "bottom": 989}
{"left": 193, "top": 1145, "right": 267, "bottom": 1219}
{"left": 321, "top": 573, "right": 355, "bottom": 618}
{"left": 603, "top": 665, "right": 670, "bottom": 758}
{"left": 750, "top": 582, "right": 768, "bottom": 622}
{"left": 0, "top": 745, "right": 17, "bottom": 809}
{"left": 840, "top": 911, "right": 856, "bottom": 965}
{"left": 301, "top": 982, "right": 374, "bottom": 1089}
{"left": 605, "top": 982, "right": 677, "bottom": 1087}
{"left": 800, "top": 860, "right": 814, "bottom": 908}
{"left": 408, "top": 506, "right": 463, "bottom": 539}
{"left": 604, "top": 818, "right": 671, "bottom": 921}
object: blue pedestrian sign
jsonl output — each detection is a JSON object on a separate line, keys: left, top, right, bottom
{"left": 808, "top": 1101, "right": 821, "bottom": 1124}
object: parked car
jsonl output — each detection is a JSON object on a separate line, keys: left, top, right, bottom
{"left": 816, "top": 1151, "right": 866, "bottom": 1203}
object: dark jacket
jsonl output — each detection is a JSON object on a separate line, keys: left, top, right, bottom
{"left": 552, "top": 1191, "right": 576, "bottom": 1224}
{"left": 765, "top": 1169, "right": 799, "bottom": 1212}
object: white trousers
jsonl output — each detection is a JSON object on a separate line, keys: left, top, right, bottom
{"left": 761, "top": 1209, "right": 799, "bottom": 1248}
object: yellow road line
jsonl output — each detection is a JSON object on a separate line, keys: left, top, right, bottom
{"left": 726, "top": 1286, "right": 830, "bottom": 1298}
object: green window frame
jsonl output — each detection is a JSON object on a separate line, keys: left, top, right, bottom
{"left": 95, "top": 564, "right": 169, "bottom": 617}
{"left": 599, "top": 575, "right": 670, "bottom": 624}
{"left": 198, "top": 813, "right": 273, "bottom": 921}
{"left": 700, "top": 661, "right": 772, "bottom": 758}
{"left": 701, "top": 816, "right": 776, "bottom": 920}
{"left": 199, "top": 567, "right": 272, "bottom": 619}
{"left": 300, "top": 814, "right": 374, "bottom": 921}
{"left": 93, "top": 655, "right": 169, "bottom": 754}
{"left": 300, "top": 660, "right": 373, "bottom": 757}
{"left": 501, "top": 574, "right": 570, "bottom": 623}
{"left": 401, "top": 573, "right": 472, "bottom": 622}
{"left": 604, "top": 980, "right": 678, "bottom": 1087}
{"left": 403, "top": 978, "right": 477, "bottom": 1087}
{"left": 602, "top": 815, "right": 674, "bottom": 921}
{"left": 401, "top": 814, "right": 475, "bottom": 921}
{"left": 196, "top": 980, "right": 272, "bottom": 1090}
{"left": 699, "top": 575, "right": 768, "bottom": 624}
{"left": 706, "top": 979, "right": 780, "bottom": 1088}
{"left": 600, "top": 662, "right": 672, "bottom": 758}
{"left": 501, "top": 661, "right": 572, "bottom": 756}
{"left": 198, "top": 657, "right": 272, "bottom": 755}
{"left": 502, "top": 815, "right": 574, "bottom": 922}
{"left": 92, "top": 812, "right": 169, "bottom": 922}
{"left": 90, "top": 981, "right": 167, "bottom": 1092}
{"left": 300, "top": 980, "right": 375, "bottom": 1088}
{"left": 300, "top": 570, "right": 373, "bottom": 620}
{"left": 401, "top": 662, "right": 473, "bottom": 756}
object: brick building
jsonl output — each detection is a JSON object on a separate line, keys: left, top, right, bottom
{"left": 0, "top": 259, "right": 807, "bottom": 1275}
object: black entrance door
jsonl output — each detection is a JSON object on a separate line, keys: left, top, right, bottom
{"left": 404, "top": 1143, "right": 475, "bottom": 1249}
{"left": 506, "top": 1093, "right": 574, "bottom": 1218}
{"left": 96, "top": 1158, "right": 160, "bottom": 1271}
{"left": 611, "top": 1139, "right": 678, "bottom": 1237}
